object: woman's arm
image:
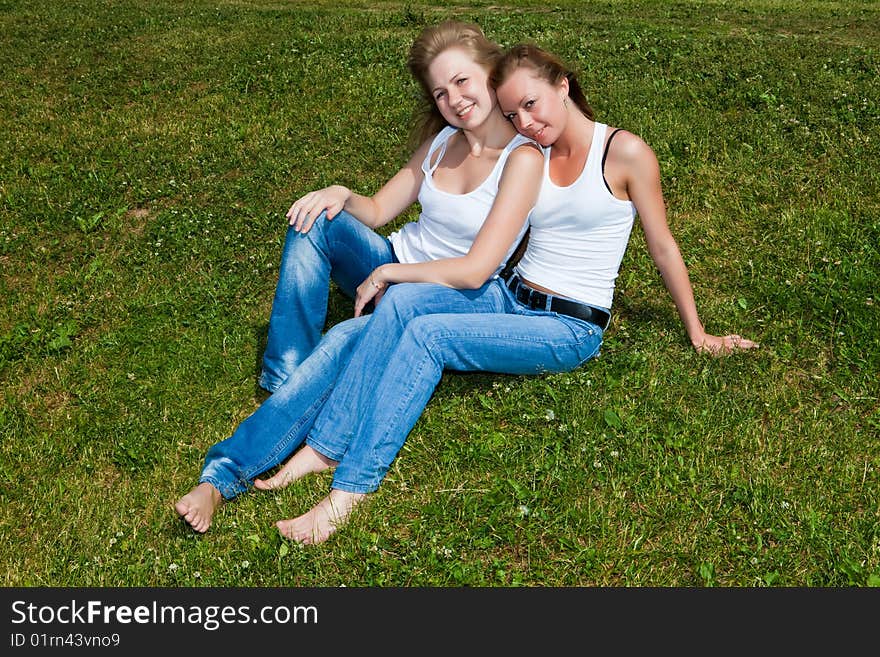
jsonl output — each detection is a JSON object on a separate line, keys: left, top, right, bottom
{"left": 286, "top": 137, "right": 434, "bottom": 233}
{"left": 618, "top": 132, "right": 758, "bottom": 354}
{"left": 353, "top": 143, "right": 544, "bottom": 316}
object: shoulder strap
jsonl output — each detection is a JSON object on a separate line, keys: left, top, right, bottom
{"left": 601, "top": 128, "right": 624, "bottom": 194}
{"left": 427, "top": 127, "right": 457, "bottom": 173}
{"left": 498, "top": 133, "right": 539, "bottom": 163}
{"left": 601, "top": 128, "right": 624, "bottom": 172}
{"left": 507, "top": 133, "right": 538, "bottom": 152}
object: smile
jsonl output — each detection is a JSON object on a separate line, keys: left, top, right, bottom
{"left": 456, "top": 103, "right": 475, "bottom": 118}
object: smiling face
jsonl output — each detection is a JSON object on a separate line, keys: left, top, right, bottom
{"left": 426, "top": 47, "right": 496, "bottom": 130}
{"left": 496, "top": 66, "right": 569, "bottom": 147}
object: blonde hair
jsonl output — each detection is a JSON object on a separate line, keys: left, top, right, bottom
{"left": 407, "top": 20, "right": 503, "bottom": 146}
{"left": 491, "top": 43, "right": 594, "bottom": 120}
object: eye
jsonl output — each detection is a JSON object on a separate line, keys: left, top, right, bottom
{"left": 524, "top": 99, "right": 535, "bottom": 109}
{"left": 504, "top": 113, "right": 517, "bottom": 121}
{"left": 434, "top": 90, "right": 446, "bottom": 101}
{"left": 456, "top": 77, "right": 467, "bottom": 85}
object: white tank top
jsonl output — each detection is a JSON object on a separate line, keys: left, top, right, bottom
{"left": 389, "top": 126, "right": 534, "bottom": 275}
{"left": 515, "top": 123, "right": 636, "bottom": 309}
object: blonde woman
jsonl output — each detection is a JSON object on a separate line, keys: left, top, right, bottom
{"left": 174, "top": 22, "right": 543, "bottom": 533}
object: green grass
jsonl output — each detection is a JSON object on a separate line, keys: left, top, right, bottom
{"left": 0, "top": 0, "right": 877, "bottom": 586}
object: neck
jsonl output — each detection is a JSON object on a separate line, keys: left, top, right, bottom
{"left": 459, "top": 108, "right": 516, "bottom": 157}
{"left": 551, "top": 107, "right": 594, "bottom": 157}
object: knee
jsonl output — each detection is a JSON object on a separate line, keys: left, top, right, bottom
{"left": 328, "top": 209, "right": 357, "bottom": 224}
{"left": 320, "top": 317, "right": 369, "bottom": 354}
{"left": 279, "top": 210, "right": 355, "bottom": 269}
{"left": 315, "top": 209, "right": 361, "bottom": 239}
{"left": 379, "top": 284, "right": 442, "bottom": 324}
{"left": 298, "top": 210, "right": 370, "bottom": 254}
{"left": 301, "top": 210, "right": 331, "bottom": 241}
{"left": 278, "top": 212, "right": 329, "bottom": 261}
{"left": 396, "top": 317, "right": 451, "bottom": 372}
{"left": 404, "top": 315, "right": 445, "bottom": 353}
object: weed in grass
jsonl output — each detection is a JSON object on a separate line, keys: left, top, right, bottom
{"left": 0, "top": 0, "right": 877, "bottom": 587}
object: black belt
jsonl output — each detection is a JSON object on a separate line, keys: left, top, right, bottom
{"left": 503, "top": 274, "right": 610, "bottom": 330}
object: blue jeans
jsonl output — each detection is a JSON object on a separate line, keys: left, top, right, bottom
{"left": 200, "top": 317, "right": 369, "bottom": 499}
{"left": 259, "top": 210, "right": 396, "bottom": 393}
{"left": 200, "top": 210, "right": 394, "bottom": 499}
{"left": 305, "top": 279, "right": 605, "bottom": 494}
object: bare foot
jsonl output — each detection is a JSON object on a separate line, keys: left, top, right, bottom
{"left": 253, "top": 445, "right": 337, "bottom": 491}
{"left": 276, "top": 489, "right": 366, "bottom": 545}
{"left": 174, "top": 482, "right": 222, "bottom": 533}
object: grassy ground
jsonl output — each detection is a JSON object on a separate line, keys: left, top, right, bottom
{"left": 0, "top": 0, "right": 877, "bottom": 586}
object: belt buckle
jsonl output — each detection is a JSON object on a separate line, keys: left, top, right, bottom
{"left": 512, "top": 276, "right": 548, "bottom": 310}
{"left": 507, "top": 275, "right": 521, "bottom": 298}
{"left": 517, "top": 281, "right": 546, "bottom": 310}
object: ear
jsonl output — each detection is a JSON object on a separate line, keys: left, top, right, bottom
{"left": 558, "top": 75, "right": 570, "bottom": 101}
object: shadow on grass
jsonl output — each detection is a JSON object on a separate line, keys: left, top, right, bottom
{"left": 252, "top": 321, "right": 271, "bottom": 402}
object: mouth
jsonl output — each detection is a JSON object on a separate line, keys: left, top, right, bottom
{"left": 456, "top": 103, "right": 475, "bottom": 119}
{"left": 532, "top": 127, "right": 547, "bottom": 140}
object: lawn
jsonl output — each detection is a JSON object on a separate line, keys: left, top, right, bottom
{"left": 0, "top": 0, "right": 877, "bottom": 586}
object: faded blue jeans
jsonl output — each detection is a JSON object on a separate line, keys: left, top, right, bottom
{"left": 200, "top": 210, "right": 394, "bottom": 498}
{"left": 259, "top": 210, "right": 396, "bottom": 393}
{"left": 305, "top": 279, "right": 606, "bottom": 494}
{"left": 200, "top": 316, "right": 368, "bottom": 499}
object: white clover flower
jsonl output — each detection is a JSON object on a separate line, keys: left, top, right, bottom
{"left": 518, "top": 504, "right": 530, "bottom": 517}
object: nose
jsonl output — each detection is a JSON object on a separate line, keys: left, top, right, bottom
{"left": 517, "top": 110, "right": 532, "bottom": 128}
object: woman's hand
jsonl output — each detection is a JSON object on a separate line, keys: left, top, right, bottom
{"left": 693, "top": 333, "right": 759, "bottom": 355}
{"left": 353, "top": 269, "right": 387, "bottom": 317}
{"left": 286, "top": 185, "right": 351, "bottom": 233}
